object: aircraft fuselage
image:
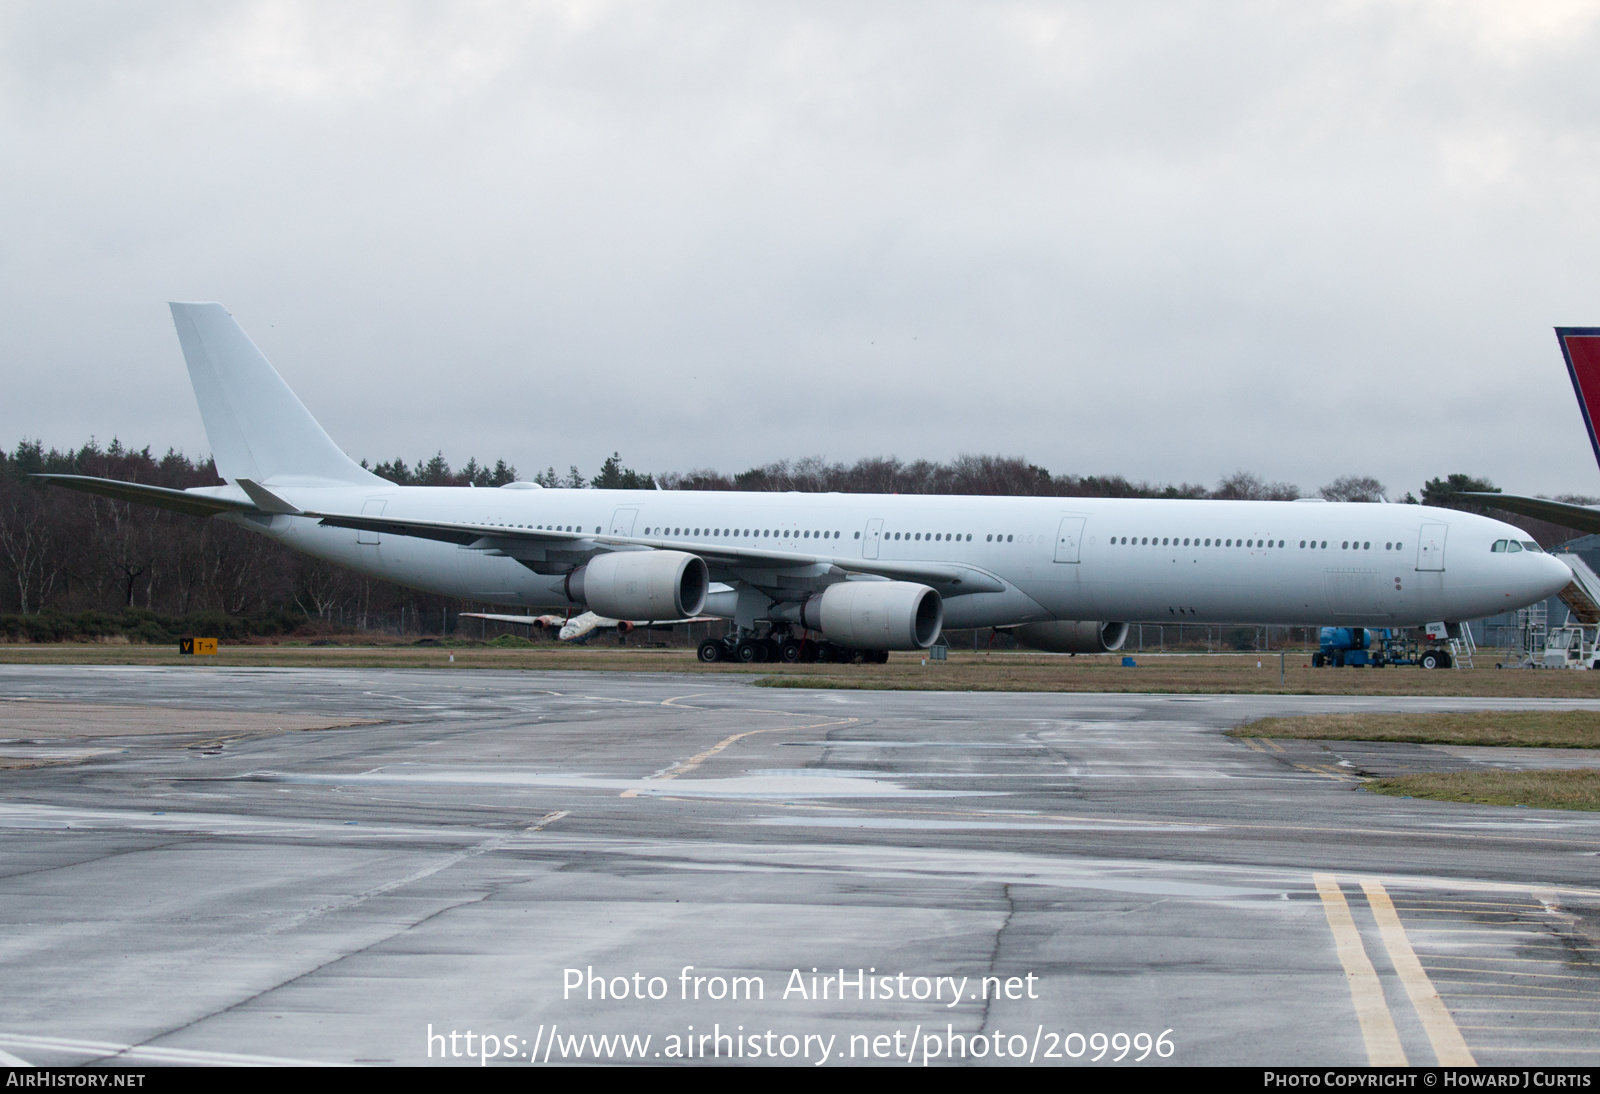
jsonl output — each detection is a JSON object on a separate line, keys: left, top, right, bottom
{"left": 215, "top": 486, "right": 1570, "bottom": 628}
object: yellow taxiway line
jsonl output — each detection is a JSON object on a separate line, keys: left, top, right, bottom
{"left": 1314, "top": 873, "right": 1409, "bottom": 1066}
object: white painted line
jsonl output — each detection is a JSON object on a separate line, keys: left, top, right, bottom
{"left": 0, "top": 1033, "right": 339, "bottom": 1067}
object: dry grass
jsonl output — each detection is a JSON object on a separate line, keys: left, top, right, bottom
{"left": 1367, "top": 769, "right": 1600, "bottom": 811}
{"left": 750, "top": 654, "right": 1600, "bottom": 696}
{"left": 1230, "top": 710, "right": 1600, "bottom": 748}
{"left": 1, "top": 644, "right": 1600, "bottom": 697}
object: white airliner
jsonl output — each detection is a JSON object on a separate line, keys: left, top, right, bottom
{"left": 39, "top": 303, "right": 1572, "bottom": 663}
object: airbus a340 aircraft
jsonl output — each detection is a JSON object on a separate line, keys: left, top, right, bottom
{"left": 39, "top": 303, "right": 1572, "bottom": 663}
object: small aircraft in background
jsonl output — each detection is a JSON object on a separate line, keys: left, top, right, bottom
{"left": 459, "top": 610, "right": 716, "bottom": 643}
{"left": 458, "top": 611, "right": 566, "bottom": 638}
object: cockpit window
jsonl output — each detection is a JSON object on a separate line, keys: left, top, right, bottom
{"left": 1491, "top": 540, "right": 1508, "bottom": 552}
{"left": 1521, "top": 541, "right": 1543, "bottom": 553}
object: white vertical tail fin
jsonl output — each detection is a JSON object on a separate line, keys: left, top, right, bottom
{"left": 169, "top": 302, "right": 381, "bottom": 486}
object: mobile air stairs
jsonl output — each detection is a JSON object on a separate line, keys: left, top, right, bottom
{"left": 1507, "top": 552, "right": 1600, "bottom": 669}
{"left": 1556, "top": 553, "right": 1600, "bottom": 626}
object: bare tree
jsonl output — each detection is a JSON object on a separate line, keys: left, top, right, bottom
{"left": 0, "top": 491, "right": 59, "bottom": 614}
{"left": 1212, "top": 471, "right": 1299, "bottom": 501}
{"left": 292, "top": 557, "right": 349, "bottom": 620}
{"left": 1319, "top": 475, "right": 1387, "bottom": 503}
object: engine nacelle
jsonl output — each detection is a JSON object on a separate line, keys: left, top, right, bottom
{"left": 795, "top": 581, "right": 943, "bottom": 650}
{"left": 1011, "top": 621, "right": 1129, "bottom": 653}
{"left": 702, "top": 587, "right": 740, "bottom": 619}
{"left": 565, "top": 551, "right": 709, "bottom": 619}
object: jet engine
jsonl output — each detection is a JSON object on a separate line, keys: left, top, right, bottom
{"left": 564, "top": 551, "right": 709, "bottom": 619}
{"left": 1011, "top": 621, "right": 1129, "bottom": 653}
{"left": 791, "top": 581, "right": 944, "bottom": 650}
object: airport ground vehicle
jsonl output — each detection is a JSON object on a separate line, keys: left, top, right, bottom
{"left": 1312, "top": 627, "right": 1381, "bottom": 668}
{"left": 38, "top": 304, "right": 1571, "bottom": 656}
{"left": 1311, "top": 627, "right": 1458, "bottom": 668}
{"left": 1537, "top": 624, "right": 1600, "bottom": 669}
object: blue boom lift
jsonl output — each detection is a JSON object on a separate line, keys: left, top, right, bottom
{"left": 1312, "top": 627, "right": 1453, "bottom": 669}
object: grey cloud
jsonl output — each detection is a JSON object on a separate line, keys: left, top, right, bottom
{"left": 4, "top": 1, "right": 1600, "bottom": 494}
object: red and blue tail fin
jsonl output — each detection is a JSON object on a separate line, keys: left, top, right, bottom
{"left": 1556, "top": 327, "right": 1600, "bottom": 474}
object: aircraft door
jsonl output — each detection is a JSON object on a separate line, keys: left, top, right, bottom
{"left": 1054, "top": 516, "right": 1087, "bottom": 563}
{"left": 1416, "top": 523, "right": 1447, "bottom": 571}
{"left": 863, "top": 518, "right": 883, "bottom": 559}
{"left": 609, "top": 508, "right": 638, "bottom": 536}
{"left": 357, "top": 499, "right": 386, "bottom": 545}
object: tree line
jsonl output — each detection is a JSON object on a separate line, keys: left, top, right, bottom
{"left": 0, "top": 438, "right": 1585, "bottom": 635}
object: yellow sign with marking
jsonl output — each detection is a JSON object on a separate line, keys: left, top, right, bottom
{"left": 178, "top": 637, "right": 218, "bottom": 655}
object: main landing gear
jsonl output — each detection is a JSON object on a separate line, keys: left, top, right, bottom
{"left": 697, "top": 626, "right": 889, "bottom": 664}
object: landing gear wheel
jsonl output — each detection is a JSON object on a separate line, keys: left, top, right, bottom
{"left": 779, "top": 640, "right": 803, "bottom": 663}
{"left": 735, "top": 639, "right": 762, "bottom": 663}
{"left": 698, "top": 640, "right": 724, "bottom": 663}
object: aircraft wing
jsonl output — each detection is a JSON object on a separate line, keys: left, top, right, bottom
{"left": 459, "top": 612, "right": 564, "bottom": 626}
{"left": 32, "top": 474, "right": 258, "bottom": 519}
{"left": 619, "top": 617, "right": 719, "bottom": 626}
{"left": 306, "top": 510, "right": 1006, "bottom": 594}
{"left": 1459, "top": 492, "right": 1600, "bottom": 536}
{"left": 31, "top": 477, "right": 1009, "bottom": 597}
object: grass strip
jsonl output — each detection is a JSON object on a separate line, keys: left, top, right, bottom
{"left": 1366, "top": 769, "right": 1600, "bottom": 811}
{"left": 1230, "top": 710, "right": 1600, "bottom": 748}
{"left": 8, "top": 645, "right": 1600, "bottom": 697}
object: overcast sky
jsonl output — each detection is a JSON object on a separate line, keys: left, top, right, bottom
{"left": 6, "top": 1, "right": 1600, "bottom": 497}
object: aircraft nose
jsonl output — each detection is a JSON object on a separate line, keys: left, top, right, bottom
{"left": 1537, "top": 554, "right": 1577, "bottom": 600}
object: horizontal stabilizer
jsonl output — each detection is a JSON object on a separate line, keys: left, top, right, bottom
{"left": 33, "top": 475, "right": 257, "bottom": 518}
{"left": 235, "top": 479, "right": 302, "bottom": 515}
